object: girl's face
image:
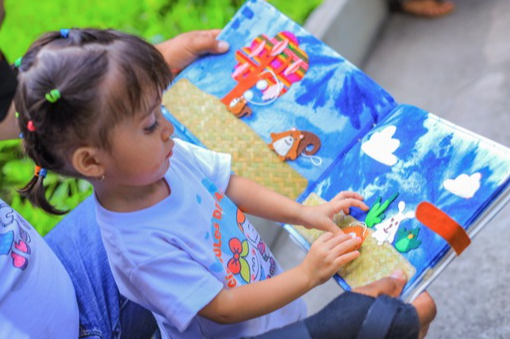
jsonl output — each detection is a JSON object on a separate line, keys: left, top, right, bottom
{"left": 101, "top": 104, "right": 175, "bottom": 188}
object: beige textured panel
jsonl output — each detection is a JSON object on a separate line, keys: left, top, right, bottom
{"left": 163, "top": 79, "right": 308, "bottom": 200}
{"left": 292, "top": 193, "right": 416, "bottom": 288}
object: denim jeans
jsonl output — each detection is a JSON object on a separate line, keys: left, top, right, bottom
{"left": 45, "top": 196, "right": 156, "bottom": 339}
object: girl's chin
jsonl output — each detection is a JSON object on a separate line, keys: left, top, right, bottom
{"left": 163, "top": 159, "right": 171, "bottom": 170}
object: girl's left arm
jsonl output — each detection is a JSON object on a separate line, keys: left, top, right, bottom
{"left": 225, "top": 175, "right": 369, "bottom": 234}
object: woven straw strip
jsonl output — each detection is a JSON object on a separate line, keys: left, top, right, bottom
{"left": 292, "top": 193, "right": 416, "bottom": 288}
{"left": 163, "top": 79, "right": 308, "bottom": 200}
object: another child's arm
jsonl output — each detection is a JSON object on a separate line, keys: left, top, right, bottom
{"left": 155, "top": 29, "right": 229, "bottom": 74}
{"left": 225, "top": 175, "right": 369, "bottom": 234}
{"left": 199, "top": 231, "right": 361, "bottom": 323}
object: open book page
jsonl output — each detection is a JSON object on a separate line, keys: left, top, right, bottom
{"left": 161, "top": 0, "right": 510, "bottom": 300}
{"left": 285, "top": 104, "right": 510, "bottom": 301}
{"left": 164, "top": 0, "right": 397, "bottom": 195}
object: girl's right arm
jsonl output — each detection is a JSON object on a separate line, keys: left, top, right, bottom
{"left": 198, "top": 232, "right": 361, "bottom": 324}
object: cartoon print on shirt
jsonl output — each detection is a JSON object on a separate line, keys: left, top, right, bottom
{"left": 236, "top": 208, "right": 275, "bottom": 279}
{"left": 203, "top": 177, "right": 279, "bottom": 286}
{"left": 237, "top": 209, "right": 272, "bottom": 263}
{"left": 249, "top": 248, "right": 261, "bottom": 282}
{"left": 227, "top": 238, "right": 251, "bottom": 283}
{"left": 0, "top": 202, "right": 32, "bottom": 270}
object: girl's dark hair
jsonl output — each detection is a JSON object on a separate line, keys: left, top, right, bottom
{"left": 15, "top": 28, "right": 173, "bottom": 215}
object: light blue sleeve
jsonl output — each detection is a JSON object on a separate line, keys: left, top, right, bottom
{"left": 174, "top": 138, "right": 232, "bottom": 193}
{"left": 130, "top": 247, "right": 224, "bottom": 333}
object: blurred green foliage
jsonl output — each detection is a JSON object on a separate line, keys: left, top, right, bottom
{"left": 0, "top": 0, "right": 322, "bottom": 62}
{"left": 0, "top": 0, "right": 322, "bottom": 236}
{"left": 0, "top": 140, "right": 94, "bottom": 235}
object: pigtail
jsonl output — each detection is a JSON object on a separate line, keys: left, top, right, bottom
{"left": 15, "top": 31, "right": 69, "bottom": 216}
{"left": 14, "top": 28, "right": 174, "bottom": 216}
{"left": 18, "top": 167, "right": 67, "bottom": 215}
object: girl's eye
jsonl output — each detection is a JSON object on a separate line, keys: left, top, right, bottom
{"left": 144, "top": 119, "right": 160, "bottom": 133}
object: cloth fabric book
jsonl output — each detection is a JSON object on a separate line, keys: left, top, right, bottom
{"left": 161, "top": 0, "right": 510, "bottom": 301}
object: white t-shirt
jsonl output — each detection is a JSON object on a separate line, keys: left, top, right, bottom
{"left": 0, "top": 200, "right": 79, "bottom": 338}
{"left": 96, "top": 139, "right": 306, "bottom": 339}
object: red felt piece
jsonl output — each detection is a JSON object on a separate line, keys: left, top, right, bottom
{"left": 416, "top": 202, "right": 471, "bottom": 255}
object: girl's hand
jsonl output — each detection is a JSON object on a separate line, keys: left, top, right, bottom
{"left": 300, "top": 191, "right": 369, "bottom": 234}
{"left": 156, "top": 29, "right": 229, "bottom": 74}
{"left": 300, "top": 232, "right": 361, "bottom": 287}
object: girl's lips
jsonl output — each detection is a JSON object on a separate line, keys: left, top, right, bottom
{"left": 166, "top": 149, "right": 173, "bottom": 159}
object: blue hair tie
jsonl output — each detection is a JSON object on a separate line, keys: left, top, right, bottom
{"left": 60, "top": 29, "right": 70, "bottom": 38}
{"left": 34, "top": 166, "right": 47, "bottom": 178}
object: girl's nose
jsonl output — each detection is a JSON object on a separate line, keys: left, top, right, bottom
{"left": 161, "top": 118, "right": 174, "bottom": 141}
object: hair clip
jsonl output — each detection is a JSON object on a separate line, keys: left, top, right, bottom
{"left": 34, "top": 166, "right": 47, "bottom": 178}
{"left": 14, "top": 57, "right": 23, "bottom": 68}
{"left": 45, "top": 89, "right": 61, "bottom": 103}
{"left": 27, "top": 120, "right": 36, "bottom": 132}
{"left": 60, "top": 29, "right": 70, "bottom": 38}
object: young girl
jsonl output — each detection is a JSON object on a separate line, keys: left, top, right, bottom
{"left": 15, "top": 28, "right": 369, "bottom": 338}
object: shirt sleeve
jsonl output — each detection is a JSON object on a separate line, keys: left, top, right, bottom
{"left": 174, "top": 139, "right": 232, "bottom": 193}
{"left": 0, "top": 51, "right": 17, "bottom": 123}
{"left": 130, "top": 248, "right": 224, "bottom": 333}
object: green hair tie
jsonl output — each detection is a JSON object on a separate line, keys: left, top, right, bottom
{"left": 14, "top": 57, "right": 22, "bottom": 68}
{"left": 45, "top": 89, "right": 61, "bottom": 103}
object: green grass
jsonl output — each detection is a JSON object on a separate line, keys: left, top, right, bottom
{"left": 0, "top": 0, "right": 322, "bottom": 235}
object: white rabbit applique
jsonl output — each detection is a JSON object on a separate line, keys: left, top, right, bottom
{"left": 372, "top": 201, "right": 415, "bottom": 246}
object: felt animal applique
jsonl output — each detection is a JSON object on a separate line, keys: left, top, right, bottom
{"left": 268, "top": 128, "right": 321, "bottom": 161}
{"left": 228, "top": 97, "right": 253, "bottom": 118}
{"left": 342, "top": 223, "right": 369, "bottom": 250}
{"left": 221, "top": 31, "right": 309, "bottom": 117}
{"left": 372, "top": 201, "right": 414, "bottom": 246}
{"left": 395, "top": 227, "right": 422, "bottom": 253}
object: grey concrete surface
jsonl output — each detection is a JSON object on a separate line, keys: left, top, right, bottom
{"left": 305, "top": 0, "right": 388, "bottom": 67}
{"left": 364, "top": 1, "right": 510, "bottom": 337}
{"left": 271, "top": 0, "right": 510, "bottom": 338}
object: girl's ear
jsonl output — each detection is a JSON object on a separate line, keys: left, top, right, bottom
{"left": 71, "top": 146, "right": 105, "bottom": 179}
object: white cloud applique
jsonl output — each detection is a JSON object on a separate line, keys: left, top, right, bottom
{"left": 443, "top": 173, "right": 482, "bottom": 199}
{"left": 361, "top": 126, "right": 400, "bottom": 166}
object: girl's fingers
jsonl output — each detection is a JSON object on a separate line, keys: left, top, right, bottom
{"left": 335, "top": 199, "right": 369, "bottom": 213}
{"left": 334, "top": 191, "right": 364, "bottom": 201}
{"left": 316, "top": 231, "right": 335, "bottom": 243}
{"left": 325, "top": 233, "right": 354, "bottom": 248}
{"left": 317, "top": 220, "right": 342, "bottom": 234}
{"left": 333, "top": 250, "right": 360, "bottom": 267}
{"left": 346, "top": 199, "right": 369, "bottom": 210}
{"left": 330, "top": 236, "right": 362, "bottom": 256}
